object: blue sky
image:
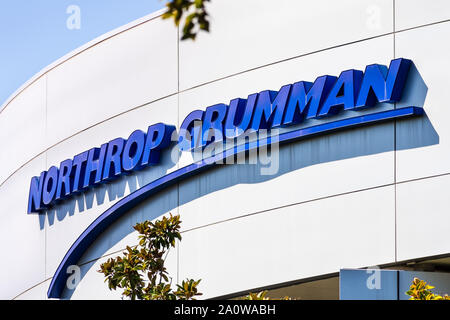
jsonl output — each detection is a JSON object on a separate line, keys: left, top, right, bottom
{"left": 0, "top": 0, "right": 164, "bottom": 108}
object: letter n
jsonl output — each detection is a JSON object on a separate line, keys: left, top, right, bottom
{"left": 28, "top": 171, "right": 46, "bottom": 214}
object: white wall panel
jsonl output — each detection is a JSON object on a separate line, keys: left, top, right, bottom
{"left": 178, "top": 36, "right": 395, "bottom": 231}
{"left": 46, "top": 17, "right": 178, "bottom": 148}
{"left": 14, "top": 279, "right": 50, "bottom": 300}
{"left": 44, "top": 96, "right": 180, "bottom": 278}
{"left": 46, "top": 95, "right": 179, "bottom": 175}
{"left": 396, "top": 175, "right": 450, "bottom": 261}
{"left": 0, "top": 76, "right": 46, "bottom": 186}
{"left": 0, "top": 155, "right": 46, "bottom": 299}
{"left": 396, "top": 22, "right": 450, "bottom": 182}
{"left": 179, "top": 0, "right": 393, "bottom": 90}
{"left": 396, "top": 0, "right": 450, "bottom": 30}
{"left": 178, "top": 186, "right": 396, "bottom": 298}
{"left": 178, "top": 124, "right": 395, "bottom": 232}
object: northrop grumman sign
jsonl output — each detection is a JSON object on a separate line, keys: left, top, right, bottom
{"left": 28, "top": 58, "right": 422, "bottom": 214}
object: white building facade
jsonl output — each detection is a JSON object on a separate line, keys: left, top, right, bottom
{"left": 1, "top": 0, "right": 450, "bottom": 300}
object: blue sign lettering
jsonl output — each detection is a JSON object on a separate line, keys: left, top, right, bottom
{"left": 28, "top": 58, "right": 415, "bottom": 214}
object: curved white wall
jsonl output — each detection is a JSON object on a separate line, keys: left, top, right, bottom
{"left": 1, "top": 0, "right": 449, "bottom": 300}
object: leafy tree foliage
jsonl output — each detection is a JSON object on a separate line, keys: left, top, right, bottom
{"left": 98, "top": 214, "right": 202, "bottom": 300}
{"left": 406, "top": 277, "right": 450, "bottom": 300}
{"left": 162, "top": 0, "right": 210, "bottom": 40}
{"left": 243, "top": 291, "right": 271, "bottom": 300}
{"left": 242, "top": 290, "right": 292, "bottom": 300}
